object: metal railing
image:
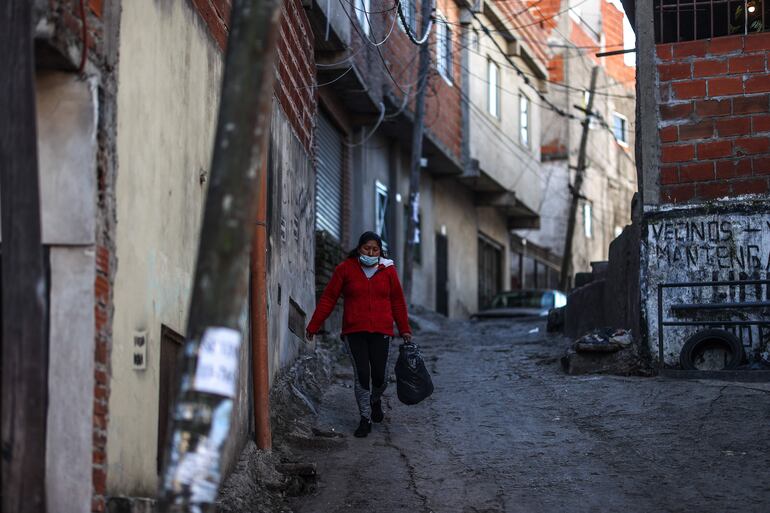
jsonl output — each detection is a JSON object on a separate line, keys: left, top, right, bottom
{"left": 656, "top": 279, "right": 770, "bottom": 369}
{"left": 654, "top": 0, "right": 769, "bottom": 43}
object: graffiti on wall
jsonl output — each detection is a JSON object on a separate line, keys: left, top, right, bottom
{"left": 649, "top": 217, "right": 770, "bottom": 273}
{"left": 644, "top": 211, "right": 770, "bottom": 365}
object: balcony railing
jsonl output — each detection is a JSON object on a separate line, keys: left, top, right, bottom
{"left": 654, "top": 0, "right": 770, "bottom": 43}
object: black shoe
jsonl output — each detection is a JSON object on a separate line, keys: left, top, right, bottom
{"left": 371, "top": 400, "right": 384, "bottom": 423}
{"left": 354, "top": 416, "right": 372, "bottom": 438}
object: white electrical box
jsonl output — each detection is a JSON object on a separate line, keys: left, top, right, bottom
{"left": 132, "top": 331, "right": 148, "bottom": 370}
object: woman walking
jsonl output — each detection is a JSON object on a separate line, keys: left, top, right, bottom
{"left": 306, "top": 231, "right": 412, "bottom": 437}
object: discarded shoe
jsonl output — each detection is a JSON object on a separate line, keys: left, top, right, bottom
{"left": 354, "top": 416, "right": 372, "bottom": 438}
{"left": 371, "top": 400, "right": 384, "bottom": 423}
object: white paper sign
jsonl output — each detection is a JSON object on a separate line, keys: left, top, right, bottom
{"left": 192, "top": 327, "right": 242, "bottom": 398}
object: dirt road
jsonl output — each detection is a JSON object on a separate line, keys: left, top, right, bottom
{"left": 288, "top": 315, "right": 770, "bottom": 513}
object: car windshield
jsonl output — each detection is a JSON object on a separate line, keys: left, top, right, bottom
{"left": 490, "top": 291, "right": 553, "bottom": 309}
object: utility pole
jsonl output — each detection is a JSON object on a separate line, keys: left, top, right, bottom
{"left": 1, "top": 2, "right": 49, "bottom": 513}
{"left": 403, "top": 0, "right": 434, "bottom": 302}
{"left": 559, "top": 66, "right": 598, "bottom": 291}
{"left": 157, "top": 0, "right": 282, "bottom": 510}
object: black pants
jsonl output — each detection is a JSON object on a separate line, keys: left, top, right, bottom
{"left": 345, "top": 332, "right": 391, "bottom": 419}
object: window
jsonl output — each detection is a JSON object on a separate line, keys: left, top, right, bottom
{"left": 436, "top": 16, "right": 453, "bottom": 83}
{"left": 487, "top": 60, "right": 500, "bottom": 118}
{"left": 403, "top": 204, "right": 422, "bottom": 264}
{"left": 356, "top": 0, "right": 371, "bottom": 36}
{"left": 472, "top": 28, "right": 480, "bottom": 51}
{"left": 519, "top": 94, "right": 530, "bottom": 147}
{"left": 612, "top": 112, "right": 628, "bottom": 146}
{"left": 398, "top": 0, "right": 416, "bottom": 34}
{"left": 375, "top": 180, "right": 389, "bottom": 249}
{"left": 654, "top": 0, "right": 770, "bottom": 43}
{"left": 583, "top": 202, "right": 593, "bottom": 238}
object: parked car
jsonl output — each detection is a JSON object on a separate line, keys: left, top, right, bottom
{"left": 472, "top": 289, "right": 567, "bottom": 319}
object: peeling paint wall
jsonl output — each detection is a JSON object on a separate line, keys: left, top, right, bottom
{"left": 109, "top": 0, "right": 224, "bottom": 495}
{"left": 642, "top": 203, "right": 770, "bottom": 366}
{"left": 267, "top": 101, "right": 316, "bottom": 381}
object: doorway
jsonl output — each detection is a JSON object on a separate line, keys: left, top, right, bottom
{"left": 435, "top": 232, "right": 449, "bottom": 316}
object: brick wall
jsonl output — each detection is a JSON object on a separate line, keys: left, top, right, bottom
{"left": 275, "top": 0, "right": 317, "bottom": 153}
{"left": 656, "top": 33, "right": 770, "bottom": 203}
{"left": 189, "top": 0, "right": 316, "bottom": 153}
{"left": 45, "top": 3, "right": 116, "bottom": 511}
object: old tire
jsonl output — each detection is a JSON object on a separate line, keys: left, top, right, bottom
{"left": 679, "top": 329, "right": 744, "bottom": 371}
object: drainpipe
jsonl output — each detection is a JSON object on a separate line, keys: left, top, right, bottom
{"left": 252, "top": 148, "right": 272, "bottom": 449}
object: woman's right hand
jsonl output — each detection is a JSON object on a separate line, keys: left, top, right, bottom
{"left": 305, "top": 329, "right": 314, "bottom": 341}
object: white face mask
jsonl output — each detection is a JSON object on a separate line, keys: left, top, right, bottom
{"left": 359, "top": 254, "right": 379, "bottom": 267}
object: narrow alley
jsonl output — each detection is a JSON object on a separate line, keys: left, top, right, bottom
{"left": 288, "top": 314, "right": 770, "bottom": 513}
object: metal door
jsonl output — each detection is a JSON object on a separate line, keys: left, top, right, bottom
{"left": 435, "top": 232, "right": 449, "bottom": 316}
{"left": 478, "top": 235, "right": 502, "bottom": 309}
{"left": 315, "top": 114, "right": 343, "bottom": 240}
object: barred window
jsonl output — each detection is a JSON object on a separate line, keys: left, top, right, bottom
{"left": 654, "top": 0, "right": 769, "bottom": 43}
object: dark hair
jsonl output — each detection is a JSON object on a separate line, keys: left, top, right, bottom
{"left": 348, "top": 231, "right": 387, "bottom": 258}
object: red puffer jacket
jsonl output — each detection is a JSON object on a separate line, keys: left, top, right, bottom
{"left": 307, "top": 257, "right": 411, "bottom": 337}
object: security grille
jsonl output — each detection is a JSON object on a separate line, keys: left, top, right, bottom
{"left": 654, "top": 0, "right": 769, "bottom": 43}
{"left": 315, "top": 114, "right": 343, "bottom": 240}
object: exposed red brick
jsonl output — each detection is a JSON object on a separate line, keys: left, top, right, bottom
{"left": 672, "top": 80, "right": 707, "bottom": 99}
{"left": 716, "top": 158, "right": 753, "bottom": 178}
{"left": 744, "top": 32, "right": 770, "bottom": 52}
{"left": 744, "top": 75, "right": 770, "bottom": 94}
{"left": 673, "top": 40, "right": 708, "bottom": 59}
{"left": 693, "top": 59, "right": 728, "bottom": 78}
{"left": 752, "top": 114, "right": 770, "bottom": 133}
{"left": 95, "top": 368, "right": 109, "bottom": 386}
{"left": 708, "top": 77, "right": 743, "bottom": 96}
{"left": 661, "top": 102, "right": 694, "bottom": 120}
{"left": 95, "top": 245, "right": 110, "bottom": 274}
{"left": 662, "top": 143, "right": 696, "bottom": 163}
{"left": 93, "top": 450, "right": 106, "bottom": 465}
{"left": 88, "top": 0, "right": 103, "bottom": 17}
{"left": 93, "top": 467, "right": 107, "bottom": 493}
{"left": 678, "top": 120, "right": 714, "bottom": 140}
{"left": 659, "top": 126, "right": 678, "bottom": 143}
{"left": 697, "top": 140, "right": 732, "bottom": 159}
{"left": 660, "top": 166, "right": 680, "bottom": 184}
{"left": 695, "top": 99, "right": 731, "bottom": 117}
{"left": 708, "top": 35, "right": 744, "bottom": 54}
{"left": 733, "top": 94, "right": 770, "bottom": 114}
{"left": 728, "top": 54, "right": 766, "bottom": 73}
{"left": 679, "top": 161, "right": 715, "bottom": 182}
{"left": 662, "top": 184, "right": 696, "bottom": 203}
{"left": 656, "top": 44, "right": 673, "bottom": 61}
{"left": 753, "top": 156, "right": 770, "bottom": 174}
{"left": 697, "top": 181, "right": 731, "bottom": 199}
{"left": 735, "top": 136, "right": 770, "bottom": 155}
{"left": 716, "top": 117, "right": 751, "bottom": 137}
{"left": 732, "top": 177, "right": 769, "bottom": 195}
{"left": 659, "top": 62, "right": 692, "bottom": 81}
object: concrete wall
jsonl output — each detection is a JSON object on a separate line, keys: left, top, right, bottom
{"left": 31, "top": 71, "right": 98, "bottom": 513}
{"left": 519, "top": 34, "right": 637, "bottom": 280}
{"left": 642, "top": 204, "right": 770, "bottom": 366}
{"left": 266, "top": 102, "right": 316, "bottom": 379}
{"left": 466, "top": 10, "right": 543, "bottom": 213}
{"left": 108, "top": 0, "right": 224, "bottom": 495}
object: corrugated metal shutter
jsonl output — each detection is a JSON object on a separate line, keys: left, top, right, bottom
{"left": 315, "top": 114, "right": 343, "bottom": 240}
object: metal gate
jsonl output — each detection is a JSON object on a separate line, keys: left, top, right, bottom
{"left": 315, "top": 113, "right": 343, "bottom": 240}
{"left": 478, "top": 234, "right": 502, "bottom": 309}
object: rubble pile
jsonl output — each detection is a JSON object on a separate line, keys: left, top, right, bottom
{"left": 561, "top": 328, "right": 652, "bottom": 376}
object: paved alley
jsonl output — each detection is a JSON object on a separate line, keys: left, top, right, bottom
{"left": 289, "top": 316, "right": 770, "bottom": 513}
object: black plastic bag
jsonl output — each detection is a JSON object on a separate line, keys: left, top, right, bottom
{"left": 395, "top": 341, "right": 434, "bottom": 405}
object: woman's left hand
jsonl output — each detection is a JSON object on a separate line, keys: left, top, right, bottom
{"left": 402, "top": 333, "right": 413, "bottom": 343}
